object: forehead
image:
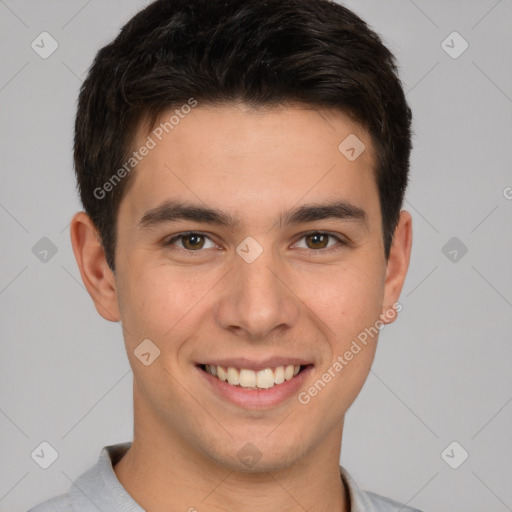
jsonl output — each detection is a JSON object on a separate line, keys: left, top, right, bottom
{"left": 120, "top": 103, "right": 379, "bottom": 229}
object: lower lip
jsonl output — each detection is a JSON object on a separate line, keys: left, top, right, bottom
{"left": 196, "top": 365, "right": 314, "bottom": 409}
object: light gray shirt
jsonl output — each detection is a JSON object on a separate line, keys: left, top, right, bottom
{"left": 27, "top": 443, "right": 423, "bottom": 512}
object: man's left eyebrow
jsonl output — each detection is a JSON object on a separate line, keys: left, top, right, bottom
{"left": 279, "top": 200, "right": 368, "bottom": 227}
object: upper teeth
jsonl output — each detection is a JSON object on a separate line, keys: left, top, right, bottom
{"left": 205, "top": 364, "right": 301, "bottom": 389}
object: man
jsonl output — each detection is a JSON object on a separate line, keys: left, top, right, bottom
{"left": 29, "top": 0, "right": 418, "bottom": 510}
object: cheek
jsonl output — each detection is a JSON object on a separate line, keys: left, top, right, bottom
{"left": 116, "top": 266, "right": 172, "bottom": 341}
{"left": 304, "top": 262, "right": 384, "bottom": 333}
{"left": 118, "top": 262, "right": 221, "bottom": 346}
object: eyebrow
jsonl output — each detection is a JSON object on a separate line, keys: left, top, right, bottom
{"left": 137, "top": 199, "right": 367, "bottom": 231}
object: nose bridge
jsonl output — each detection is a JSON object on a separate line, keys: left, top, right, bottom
{"left": 215, "top": 240, "right": 299, "bottom": 339}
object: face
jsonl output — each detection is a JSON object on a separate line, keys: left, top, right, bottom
{"left": 76, "top": 102, "right": 411, "bottom": 473}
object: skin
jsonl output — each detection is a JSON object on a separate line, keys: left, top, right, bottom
{"left": 70, "top": 102, "right": 412, "bottom": 512}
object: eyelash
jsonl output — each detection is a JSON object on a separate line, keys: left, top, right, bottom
{"left": 165, "top": 231, "right": 348, "bottom": 255}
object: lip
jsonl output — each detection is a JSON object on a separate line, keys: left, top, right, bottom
{"left": 197, "top": 357, "right": 313, "bottom": 372}
{"left": 196, "top": 363, "right": 314, "bottom": 410}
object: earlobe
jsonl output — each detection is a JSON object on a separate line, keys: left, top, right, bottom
{"left": 381, "top": 210, "right": 413, "bottom": 325}
{"left": 69, "top": 211, "right": 121, "bottom": 322}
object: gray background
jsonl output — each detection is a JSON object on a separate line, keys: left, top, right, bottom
{"left": 0, "top": 1, "right": 511, "bottom": 510}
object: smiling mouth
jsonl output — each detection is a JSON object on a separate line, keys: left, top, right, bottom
{"left": 198, "top": 364, "right": 312, "bottom": 390}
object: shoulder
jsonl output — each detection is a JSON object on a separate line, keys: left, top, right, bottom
{"left": 361, "top": 489, "right": 423, "bottom": 512}
{"left": 26, "top": 488, "right": 100, "bottom": 512}
{"left": 26, "top": 442, "right": 134, "bottom": 512}
{"left": 26, "top": 493, "right": 71, "bottom": 512}
{"left": 339, "top": 465, "right": 424, "bottom": 512}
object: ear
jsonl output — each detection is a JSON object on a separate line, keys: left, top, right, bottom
{"left": 380, "top": 210, "right": 412, "bottom": 325}
{"left": 69, "top": 211, "right": 121, "bottom": 322}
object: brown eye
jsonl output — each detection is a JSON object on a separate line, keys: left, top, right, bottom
{"left": 305, "top": 233, "right": 329, "bottom": 249}
{"left": 293, "top": 231, "right": 347, "bottom": 253}
{"left": 181, "top": 233, "right": 205, "bottom": 250}
{"left": 167, "top": 232, "right": 216, "bottom": 251}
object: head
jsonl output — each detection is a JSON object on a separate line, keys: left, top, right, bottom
{"left": 71, "top": 0, "right": 413, "bottom": 473}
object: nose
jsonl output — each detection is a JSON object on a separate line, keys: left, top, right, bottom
{"left": 214, "top": 245, "right": 300, "bottom": 340}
